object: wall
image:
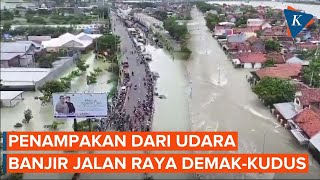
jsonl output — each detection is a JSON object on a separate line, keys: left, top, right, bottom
{"left": 35, "top": 53, "right": 80, "bottom": 89}
{"left": 1, "top": 61, "right": 9, "bottom": 68}
{"left": 19, "top": 54, "right": 33, "bottom": 67}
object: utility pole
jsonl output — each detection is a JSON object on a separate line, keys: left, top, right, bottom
{"left": 218, "top": 64, "right": 221, "bottom": 86}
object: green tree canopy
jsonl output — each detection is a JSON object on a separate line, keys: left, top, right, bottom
{"left": 302, "top": 56, "right": 320, "bottom": 87}
{"left": 2, "top": 22, "right": 12, "bottom": 32}
{"left": 263, "top": 59, "right": 276, "bottom": 68}
{"left": 196, "top": 2, "right": 222, "bottom": 14}
{"left": 265, "top": 40, "right": 281, "bottom": 52}
{"left": 253, "top": 77, "right": 295, "bottom": 105}
{"left": 205, "top": 13, "right": 223, "bottom": 30}
{"left": 96, "top": 35, "right": 120, "bottom": 54}
{"left": 1, "top": 10, "right": 14, "bottom": 20}
{"left": 163, "top": 17, "right": 188, "bottom": 41}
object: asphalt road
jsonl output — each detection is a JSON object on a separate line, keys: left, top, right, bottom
{"left": 111, "top": 13, "right": 149, "bottom": 124}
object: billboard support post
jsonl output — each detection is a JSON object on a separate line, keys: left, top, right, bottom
{"left": 74, "top": 118, "right": 78, "bottom": 132}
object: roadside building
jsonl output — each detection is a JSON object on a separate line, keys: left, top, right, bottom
{"left": 261, "top": 22, "right": 272, "bottom": 30}
{"left": 246, "top": 36, "right": 265, "bottom": 52}
{"left": 288, "top": 108, "right": 320, "bottom": 145}
{"left": 286, "top": 56, "right": 309, "bottom": 66}
{"left": 265, "top": 52, "right": 286, "bottom": 64}
{"left": 0, "top": 91, "right": 23, "bottom": 107}
{"left": 251, "top": 64, "right": 302, "bottom": 81}
{"left": 0, "top": 67, "right": 51, "bottom": 90}
{"left": 309, "top": 132, "right": 320, "bottom": 164}
{"left": 27, "top": 36, "right": 52, "bottom": 44}
{"left": 232, "top": 53, "right": 266, "bottom": 68}
{"left": 0, "top": 41, "right": 39, "bottom": 67}
{"left": 247, "top": 19, "right": 264, "bottom": 28}
{"left": 294, "top": 88, "right": 320, "bottom": 112}
{"left": 42, "top": 32, "right": 101, "bottom": 53}
{"left": 227, "top": 33, "right": 247, "bottom": 43}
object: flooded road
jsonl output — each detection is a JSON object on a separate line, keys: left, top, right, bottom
{"left": 148, "top": 45, "right": 190, "bottom": 132}
{"left": 1, "top": 51, "right": 113, "bottom": 132}
{"left": 186, "top": 7, "right": 320, "bottom": 179}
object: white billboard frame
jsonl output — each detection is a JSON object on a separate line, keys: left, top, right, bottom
{"left": 52, "top": 93, "right": 108, "bottom": 119}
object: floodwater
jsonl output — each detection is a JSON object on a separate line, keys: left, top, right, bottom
{"left": 1, "top": 51, "right": 115, "bottom": 179}
{"left": 0, "top": 51, "right": 113, "bottom": 132}
{"left": 147, "top": 44, "right": 192, "bottom": 179}
{"left": 186, "top": 7, "right": 320, "bottom": 179}
{"left": 148, "top": 45, "right": 190, "bottom": 132}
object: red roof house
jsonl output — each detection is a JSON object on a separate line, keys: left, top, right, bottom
{"left": 298, "top": 88, "right": 320, "bottom": 107}
{"left": 234, "top": 53, "right": 267, "bottom": 68}
{"left": 266, "top": 52, "right": 285, "bottom": 64}
{"left": 254, "top": 64, "right": 302, "bottom": 79}
{"left": 237, "top": 53, "right": 266, "bottom": 63}
{"left": 294, "top": 108, "right": 320, "bottom": 138}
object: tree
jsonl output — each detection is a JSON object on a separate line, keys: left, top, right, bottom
{"left": 96, "top": 35, "right": 120, "bottom": 54}
{"left": 38, "top": 80, "right": 68, "bottom": 104}
{"left": 1, "top": 10, "right": 14, "bottom": 20}
{"left": 26, "top": 16, "right": 47, "bottom": 25}
{"left": 76, "top": 59, "right": 89, "bottom": 72}
{"left": 22, "top": 109, "right": 33, "bottom": 123}
{"left": 163, "top": 17, "right": 188, "bottom": 41}
{"left": 50, "top": 121, "right": 64, "bottom": 130}
{"left": 253, "top": 77, "right": 295, "bottom": 106}
{"left": 265, "top": 40, "right": 281, "bottom": 52}
{"left": 205, "top": 13, "right": 222, "bottom": 30}
{"left": 196, "top": 1, "right": 222, "bottom": 13}
{"left": 263, "top": 59, "right": 276, "bottom": 68}
{"left": 256, "top": 30, "right": 262, "bottom": 38}
{"left": 235, "top": 16, "right": 248, "bottom": 27}
{"left": 14, "top": 9, "right": 20, "bottom": 16}
{"left": 302, "top": 56, "right": 320, "bottom": 87}
{"left": 2, "top": 22, "right": 12, "bottom": 32}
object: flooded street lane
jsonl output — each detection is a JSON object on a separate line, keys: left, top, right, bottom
{"left": 148, "top": 45, "right": 190, "bottom": 132}
{"left": 187, "top": 8, "right": 320, "bottom": 179}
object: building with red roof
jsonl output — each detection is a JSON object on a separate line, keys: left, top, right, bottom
{"left": 265, "top": 52, "right": 285, "bottom": 64}
{"left": 295, "top": 88, "right": 320, "bottom": 110}
{"left": 293, "top": 108, "right": 320, "bottom": 138}
{"left": 232, "top": 52, "right": 266, "bottom": 69}
{"left": 252, "top": 64, "right": 302, "bottom": 80}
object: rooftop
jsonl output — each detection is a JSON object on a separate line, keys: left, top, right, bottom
{"left": 0, "top": 42, "right": 33, "bottom": 53}
{"left": 0, "top": 91, "right": 23, "bottom": 101}
{"left": 0, "top": 68, "right": 51, "bottom": 86}
{"left": 255, "top": 64, "right": 302, "bottom": 79}
{"left": 266, "top": 52, "right": 285, "bottom": 64}
{"left": 310, "top": 132, "right": 320, "bottom": 151}
{"left": 299, "top": 88, "right": 320, "bottom": 106}
{"left": 237, "top": 53, "right": 266, "bottom": 63}
{"left": 274, "top": 102, "right": 298, "bottom": 120}
{"left": 0, "top": 52, "right": 25, "bottom": 61}
{"left": 294, "top": 108, "right": 320, "bottom": 138}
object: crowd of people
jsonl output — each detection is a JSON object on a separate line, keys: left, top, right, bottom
{"left": 101, "top": 16, "right": 155, "bottom": 132}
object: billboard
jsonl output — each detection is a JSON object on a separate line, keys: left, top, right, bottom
{"left": 53, "top": 93, "right": 108, "bottom": 118}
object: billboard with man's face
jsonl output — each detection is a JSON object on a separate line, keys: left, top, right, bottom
{"left": 52, "top": 93, "right": 108, "bottom": 118}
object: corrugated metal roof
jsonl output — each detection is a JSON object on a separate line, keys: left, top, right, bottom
{"left": 0, "top": 91, "right": 23, "bottom": 100}
{"left": 0, "top": 42, "right": 32, "bottom": 53}
{"left": 273, "top": 102, "right": 298, "bottom": 120}
{"left": 310, "top": 132, "right": 320, "bottom": 151}
{"left": 0, "top": 52, "right": 25, "bottom": 61}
